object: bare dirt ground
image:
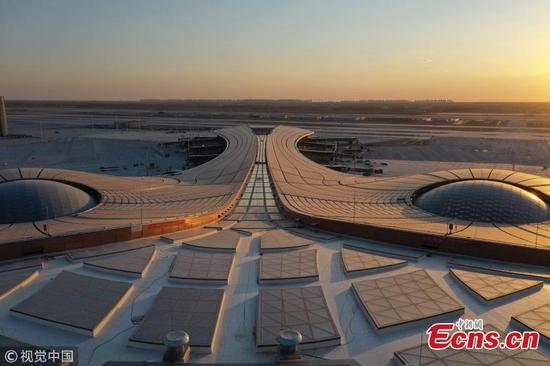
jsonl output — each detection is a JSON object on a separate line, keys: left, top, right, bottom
{"left": 367, "top": 137, "right": 550, "bottom": 165}
{"left": 4, "top": 105, "right": 550, "bottom": 177}
{"left": 0, "top": 128, "right": 186, "bottom": 176}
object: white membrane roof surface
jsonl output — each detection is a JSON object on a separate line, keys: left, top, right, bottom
{"left": 0, "top": 134, "right": 549, "bottom": 365}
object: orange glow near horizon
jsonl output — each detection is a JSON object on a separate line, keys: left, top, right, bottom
{"left": 1, "top": 1, "right": 549, "bottom": 102}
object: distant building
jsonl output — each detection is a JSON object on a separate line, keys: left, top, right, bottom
{"left": 0, "top": 96, "right": 8, "bottom": 137}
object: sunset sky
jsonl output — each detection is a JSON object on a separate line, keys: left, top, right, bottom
{"left": 1, "top": 0, "right": 549, "bottom": 101}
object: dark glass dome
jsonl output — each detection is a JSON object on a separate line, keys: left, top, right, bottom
{"left": 0, "top": 179, "right": 97, "bottom": 224}
{"left": 414, "top": 180, "right": 549, "bottom": 224}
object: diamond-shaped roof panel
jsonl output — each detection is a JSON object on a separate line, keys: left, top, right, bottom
{"left": 341, "top": 246, "right": 407, "bottom": 275}
{"left": 129, "top": 287, "right": 225, "bottom": 352}
{"left": 259, "top": 249, "right": 318, "bottom": 283}
{"left": 10, "top": 271, "right": 133, "bottom": 336}
{"left": 169, "top": 249, "right": 234, "bottom": 284}
{"left": 84, "top": 246, "right": 157, "bottom": 278}
{"left": 394, "top": 324, "right": 550, "bottom": 365}
{"left": 450, "top": 268, "right": 542, "bottom": 301}
{"left": 256, "top": 286, "right": 340, "bottom": 350}
{"left": 352, "top": 269, "right": 464, "bottom": 330}
{"left": 513, "top": 303, "right": 550, "bottom": 342}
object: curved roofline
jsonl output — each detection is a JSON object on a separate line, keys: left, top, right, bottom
{"left": 0, "top": 126, "right": 257, "bottom": 259}
{"left": 267, "top": 125, "right": 550, "bottom": 265}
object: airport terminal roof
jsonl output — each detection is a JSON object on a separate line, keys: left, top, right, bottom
{"left": 1, "top": 132, "right": 550, "bottom": 366}
{"left": 0, "top": 126, "right": 256, "bottom": 253}
{"left": 267, "top": 126, "right": 550, "bottom": 264}
{"left": 10, "top": 271, "right": 134, "bottom": 336}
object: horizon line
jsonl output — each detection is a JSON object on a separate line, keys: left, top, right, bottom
{"left": 5, "top": 98, "right": 550, "bottom": 104}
